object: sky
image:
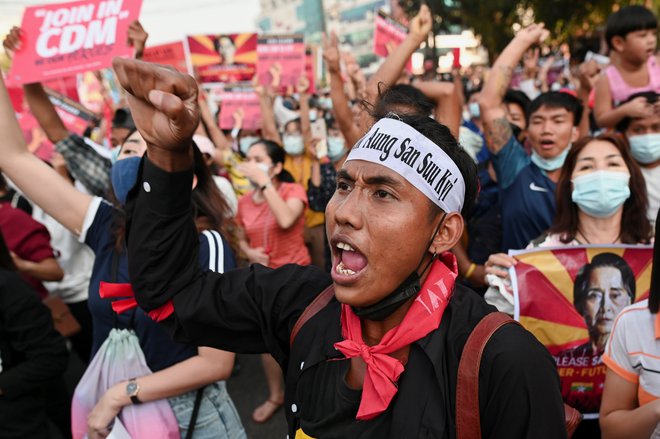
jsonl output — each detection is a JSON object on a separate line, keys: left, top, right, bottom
{"left": 0, "top": 0, "right": 262, "bottom": 45}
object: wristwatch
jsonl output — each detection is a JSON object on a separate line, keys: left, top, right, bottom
{"left": 126, "top": 378, "right": 142, "bottom": 404}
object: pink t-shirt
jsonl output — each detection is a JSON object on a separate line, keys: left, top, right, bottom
{"left": 237, "top": 182, "right": 311, "bottom": 268}
{"left": 605, "top": 55, "right": 660, "bottom": 105}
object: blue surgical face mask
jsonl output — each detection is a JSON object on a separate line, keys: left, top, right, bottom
{"left": 309, "top": 109, "right": 318, "bottom": 122}
{"left": 468, "top": 102, "right": 480, "bottom": 119}
{"left": 327, "top": 136, "right": 346, "bottom": 162}
{"left": 628, "top": 133, "right": 660, "bottom": 164}
{"left": 531, "top": 145, "right": 571, "bottom": 171}
{"left": 319, "top": 97, "right": 333, "bottom": 110}
{"left": 571, "top": 170, "right": 631, "bottom": 218}
{"left": 283, "top": 135, "right": 304, "bottom": 156}
{"left": 111, "top": 156, "right": 141, "bottom": 205}
{"left": 239, "top": 136, "right": 259, "bottom": 155}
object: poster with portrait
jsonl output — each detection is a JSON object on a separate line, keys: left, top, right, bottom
{"left": 186, "top": 33, "right": 257, "bottom": 84}
{"left": 8, "top": 0, "right": 142, "bottom": 85}
{"left": 256, "top": 34, "right": 306, "bottom": 88}
{"left": 511, "top": 245, "right": 654, "bottom": 419}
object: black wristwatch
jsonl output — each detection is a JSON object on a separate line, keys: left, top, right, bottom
{"left": 126, "top": 378, "right": 142, "bottom": 404}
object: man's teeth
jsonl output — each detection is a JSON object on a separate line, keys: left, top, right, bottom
{"left": 336, "top": 242, "right": 356, "bottom": 252}
{"left": 336, "top": 261, "right": 356, "bottom": 276}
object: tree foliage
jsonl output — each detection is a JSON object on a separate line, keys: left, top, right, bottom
{"left": 399, "top": 0, "right": 659, "bottom": 57}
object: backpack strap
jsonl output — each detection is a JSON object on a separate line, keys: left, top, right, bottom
{"left": 289, "top": 285, "right": 335, "bottom": 348}
{"left": 456, "top": 312, "right": 518, "bottom": 439}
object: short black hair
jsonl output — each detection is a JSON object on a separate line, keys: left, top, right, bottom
{"left": 394, "top": 114, "right": 479, "bottom": 220}
{"left": 112, "top": 108, "right": 136, "bottom": 130}
{"left": 504, "top": 89, "right": 531, "bottom": 119}
{"left": 526, "top": 91, "right": 583, "bottom": 128}
{"left": 573, "top": 253, "right": 636, "bottom": 315}
{"left": 616, "top": 91, "right": 660, "bottom": 133}
{"left": 371, "top": 83, "right": 435, "bottom": 119}
{"left": 605, "top": 5, "right": 658, "bottom": 50}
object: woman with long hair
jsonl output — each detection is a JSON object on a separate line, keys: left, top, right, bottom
{"left": 485, "top": 133, "right": 652, "bottom": 438}
{"left": 0, "top": 72, "right": 245, "bottom": 438}
{"left": 236, "top": 138, "right": 310, "bottom": 423}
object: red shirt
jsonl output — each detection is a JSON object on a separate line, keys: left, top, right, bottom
{"left": 237, "top": 182, "right": 311, "bottom": 268}
{"left": 0, "top": 204, "right": 55, "bottom": 298}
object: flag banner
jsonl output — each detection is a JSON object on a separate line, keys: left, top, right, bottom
{"left": 217, "top": 85, "right": 261, "bottom": 131}
{"left": 256, "top": 34, "right": 306, "bottom": 87}
{"left": 373, "top": 10, "right": 411, "bottom": 72}
{"left": 187, "top": 33, "right": 257, "bottom": 84}
{"left": 511, "top": 245, "right": 654, "bottom": 418}
{"left": 142, "top": 41, "right": 188, "bottom": 73}
{"left": 8, "top": 0, "right": 142, "bottom": 85}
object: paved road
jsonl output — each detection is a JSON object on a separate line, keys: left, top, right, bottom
{"left": 227, "top": 354, "right": 287, "bottom": 439}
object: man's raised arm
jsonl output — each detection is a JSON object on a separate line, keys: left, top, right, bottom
{"left": 114, "top": 59, "right": 329, "bottom": 362}
{"left": 479, "top": 24, "right": 549, "bottom": 154}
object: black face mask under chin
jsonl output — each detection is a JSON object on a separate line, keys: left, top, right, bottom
{"left": 351, "top": 214, "right": 447, "bottom": 322}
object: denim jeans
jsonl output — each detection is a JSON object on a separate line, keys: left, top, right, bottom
{"left": 169, "top": 381, "right": 246, "bottom": 439}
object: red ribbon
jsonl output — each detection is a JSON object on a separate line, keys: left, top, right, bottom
{"left": 334, "top": 252, "right": 457, "bottom": 420}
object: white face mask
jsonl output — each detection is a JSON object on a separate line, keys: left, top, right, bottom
{"left": 256, "top": 162, "right": 271, "bottom": 175}
{"left": 283, "top": 135, "right": 304, "bottom": 156}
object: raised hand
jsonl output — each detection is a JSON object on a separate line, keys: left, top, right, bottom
{"left": 513, "top": 23, "right": 550, "bottom": 48}
{"left": 409, "top": 4, "right": 433, "bottom": 44}
{"left": 112, "top": 58, "right": 199, "bottom": 156}
{"left": 322, "top": 32, "right": 341, "bottom": 74}
{"left": 127, "top": 20, "right": 149, "bottom": 58}
{"left": 296, "top": 75, "right": 310, "bottom": 94}
{"left": 3, "top": 26, "right": 22, "bottom": 60}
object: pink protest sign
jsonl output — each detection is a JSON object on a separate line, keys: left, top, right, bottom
{"left": 143, "top": 41, "right": 188, "bottom": 73}
{"left": 256, "top": 35, "right": 306, "bottom": 87}
{"left": 8, "top": 0, "right": 143, "bottom": 85}
{"left": 218, "top": 87, "right": 262, "bottom": 131}
{"left": 373, "top": 10, "right": 411, "bottom": 72}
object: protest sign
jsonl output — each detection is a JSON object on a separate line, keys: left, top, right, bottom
{"left": 217, "top": 86, "right": 261, "bottom": 131}
{"left": 305, "top": 46, "right": 319, "bottom": 95}
{"left": 187, "top": 34, "right": 257, "bottom": 84}
{"left": 256, "top": 35, "right": 306, "bottom": 87}
{"left": 8, "top": 85, "right": 97, "bottom": 161}
{"left": 8, "top": 0, "right": 142, "bottom": 85}
{"left": 511, "top": 245, "right": 654, "bottom": 419}
{"left": 373, "top": 10, "right": 411, "bottom": 72}
{"left": 142, "top": 41, "right": 188, "bottom": 73}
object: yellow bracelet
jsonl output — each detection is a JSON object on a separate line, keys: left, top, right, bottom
{"left": 464, "top": 262, "right": 477, "bottom": 279}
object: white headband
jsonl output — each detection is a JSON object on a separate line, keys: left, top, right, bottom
{"left": 345, "top": 118, "right": 465, "bottom": 213}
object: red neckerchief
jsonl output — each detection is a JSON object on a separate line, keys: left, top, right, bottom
{"left": 334, "top": 252, "right": 457, "bottom": 421}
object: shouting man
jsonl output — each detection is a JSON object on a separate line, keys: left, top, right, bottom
{"left": 113, "top": 58, "right": 566, "bottom": 438}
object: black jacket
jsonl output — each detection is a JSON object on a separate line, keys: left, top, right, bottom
{"left": 127, "top": 158, "right": 567, "bottom": 438}
{"left": 0, "top": 269, "right": 68, "bottom": 439}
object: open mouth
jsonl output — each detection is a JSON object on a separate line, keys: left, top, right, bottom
{"left": 331, "top": 238, "right": 368, "bottom": 283}
{"left": 539, "top": 139, "right": 555, "bottom": 150}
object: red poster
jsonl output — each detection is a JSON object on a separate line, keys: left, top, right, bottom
{"left": 511, "top": 245, "right": 654, "bottom": 418}
{"left": 8, "top": 85, "right": 97, "bottom": 162}
{"left": 217, "top": 86, "right": 261, "bottom": 131}
{"left": 373, "top": 10, "right": 412, "bottom": 72}
{"left": 187, "top": 34, "right": 257, "bottom": 84}
{"left": 142, "top": 41, "right": 188, "bottom": 73}
{"left": 305, "top": 46, "right": 317, "bottom": 95}
{"left": 256, "top": 35, "right": 306, "bottom": 87}
{"left": 8, "top": 0, "right": 143, "bottom": 85}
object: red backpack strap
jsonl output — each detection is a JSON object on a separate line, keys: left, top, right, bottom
{"left": 456, "top": 312, "right": 519, "bottom": 439}
{"left": 289, "top": 285, "right": 335, "bottom": 348}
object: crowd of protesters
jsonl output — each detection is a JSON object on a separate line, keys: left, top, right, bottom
{"left": 0, "top": 3, "right": 658, "bottom": 439}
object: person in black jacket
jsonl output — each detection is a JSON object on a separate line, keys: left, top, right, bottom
{"left": 0, "top": 233, "right": 69, "bottom": 439}
{"left": 105, "top": 56, "right": 566, "bottom": 438}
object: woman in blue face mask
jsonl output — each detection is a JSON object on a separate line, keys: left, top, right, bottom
{"left": 0, "top": 93, "right": 247, "bottom": 439}
{"left": 483, "top": 133, "right": 651, "bottom": 438}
